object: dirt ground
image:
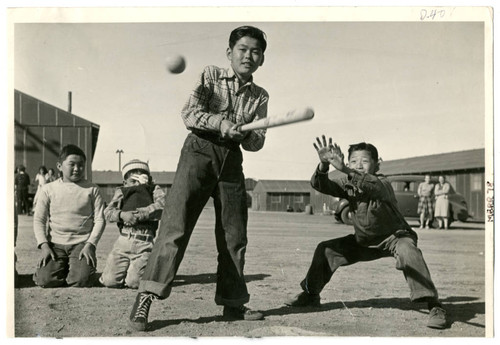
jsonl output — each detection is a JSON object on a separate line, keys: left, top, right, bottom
{"left": 11, "top": 209, "right": 487, "bottom": 338}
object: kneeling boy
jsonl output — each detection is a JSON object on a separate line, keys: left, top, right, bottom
{"left": 33, "top": 145, "right": 105, "bottom": 287}
{"left": 100, "top": 159, "right": 165, "bottom": 289}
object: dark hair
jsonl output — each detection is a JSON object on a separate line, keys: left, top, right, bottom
{"left": 348, "top": 142, "right": 379, "bottom": 162}
{"left": 38, "top": 166, "right": 48, "bottom": 175}
{"left": 59, "top": 144, "right": 86, "bottom": 162}
{"left": 229, "top": 26, "right": 267, "bottom": 53}
{"left": 48, "top": 168, "right": 56, "bottom": 174}
{"left": 17, "top": 165, "right": 25, "bottom": 172}
{"left": 124, "top": 168, "right": 151, "bottom": 181}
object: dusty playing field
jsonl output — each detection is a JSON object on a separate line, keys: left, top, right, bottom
{"left": 12, "top": 209, "right": 487, "bottom": 338}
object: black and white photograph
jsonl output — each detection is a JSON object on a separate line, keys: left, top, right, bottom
{"left": 4, "top": 2, "right": 495, "bottom": 341}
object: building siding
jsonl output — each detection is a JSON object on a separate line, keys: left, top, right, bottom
{"left": 14, "top": 90, "right": 99, "bottom": 193}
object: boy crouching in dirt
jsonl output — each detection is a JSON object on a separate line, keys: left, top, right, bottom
{"left": 285, "top": 136, "right": 448, "bottom": 329}
{"left": 99, "top": 159, "right": 165, "bottom": 289}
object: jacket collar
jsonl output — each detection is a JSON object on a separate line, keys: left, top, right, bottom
{"left": 219, "top": 66, "right": 257, "bottom": 95}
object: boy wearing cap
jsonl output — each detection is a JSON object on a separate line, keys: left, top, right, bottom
{"left": 100, "top": 159, "right": 165, "bottom": 289}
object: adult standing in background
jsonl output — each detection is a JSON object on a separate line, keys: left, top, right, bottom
{"left": 45, "top": 168, "right": 58, "bottom": 183}
{"left": 15, "top": 165, "right": 31, "bottom": 215}
{"left": 32, "top": 166, "right": 48, "bottom": 213}
{"left": 434, "top": 175, "right": 451, "bottom": 229}
{"left": 417, "top": 174, "right": 434, "bottom": 229}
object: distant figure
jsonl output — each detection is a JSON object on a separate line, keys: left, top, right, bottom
{"left": 14, "top": 165, "right": 31, "bottom": 215}
{"left": 434, "top": 175, "right": 451, "bottom": 229}
{"left": 32, "top": 166, "right": 48, "bottom": 212}
{"left": 286, "top": 205, "right": 294, "bottom": 212}
{"left": 45, "top": 168, "right": 58, "bottom": 183}
{"left": 32, "top": 144, "right": 105, "bottom": 288}
{"left": 100, "top": 159, "right": 165, "bottom": 289}
{"left": 417, "top": 175, "right": 434, "bottom": 229}
{"left": 14, "top": 197, "right": 19, "bottom": 286}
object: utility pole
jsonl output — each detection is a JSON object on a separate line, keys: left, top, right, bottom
{"left": 116, "top": 149, "right": 124, "bottom": 171}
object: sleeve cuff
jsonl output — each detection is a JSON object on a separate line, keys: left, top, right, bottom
{"left": 37, "top": 241, "right": 49, "bottom": 249}
{"left": 316, "top": 163, "right": 330, "bottom": 174}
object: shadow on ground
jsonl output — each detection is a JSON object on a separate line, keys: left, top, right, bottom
{"left": 146, "top": 295, "right": 484, "bottom": 332}
{"left": 173, "top": 273, "right": 270, "bottom": 286}
{"left": 15, "top": 274, "right": 36, "bottom": 288}
{"left": 15, "top": 272, "right": 271, "bottom": 289}
{"left": 264, "top": 295, "right": 484, "bottom": 329}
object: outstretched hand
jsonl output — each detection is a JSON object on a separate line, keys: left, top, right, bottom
{"left": 313, "top": 135, "right": 345, "bottom": 172}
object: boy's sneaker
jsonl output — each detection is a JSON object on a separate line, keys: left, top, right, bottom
{"left": 129, "top": 292, "right": 157, "bottom": 331}
{"left": 285, "top": 291, "right": 321, "bottom": 307}
{"left": 427, "top": 306, "right": 447, "bottom": 329}
{"left": 223, "top": 305, "right": 264, "bottom": 321}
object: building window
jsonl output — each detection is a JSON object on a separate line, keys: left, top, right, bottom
{"left": 470, "top": 173, "right": 482, "bottom": 191}
{"left": 446, "top": 175, "right": 456, "bottom": 190}
{"left": 294, "top": 195, "right": 304, "bottom": 203}
{"left": 271, "top": 194, "right": 281, "bottom": 203}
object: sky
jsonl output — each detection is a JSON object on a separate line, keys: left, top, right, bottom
{"left": 11, "top": 7, "right": 489, "bottom": 182}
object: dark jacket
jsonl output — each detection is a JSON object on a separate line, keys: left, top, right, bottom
{"left": 311, "top": 167, "right": 413, "bottom": 246}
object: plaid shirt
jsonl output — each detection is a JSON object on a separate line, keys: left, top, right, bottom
{"left": 181, "top": 65, "right": 269, "bottom": 151}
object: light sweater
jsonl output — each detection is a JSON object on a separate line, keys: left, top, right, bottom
{"left": 33, "top": 178, "right": 106, "bottom": 247}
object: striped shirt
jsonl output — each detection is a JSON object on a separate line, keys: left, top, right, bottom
{"left": 181, "top": 65, "right": 269, "bottom": 151}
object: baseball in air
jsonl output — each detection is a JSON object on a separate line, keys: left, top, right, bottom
{"left": 165, "top": 54, "right": 186, "bottom": 74}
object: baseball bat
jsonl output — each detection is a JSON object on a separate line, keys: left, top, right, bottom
{"left": 239, "top": 107, "right": 314, "bottom": 132}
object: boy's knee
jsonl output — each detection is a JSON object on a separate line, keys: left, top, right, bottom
{"left": 396, "top": 240, "right": 421, "bottom": 256}
{"left": 66, "top": 266, "right": 95, "bottom": 287}
{"left": 395, "top": 240, "right": 423, "bottom": 270}
{"left": 67, "top": 275, "right": 93, "bottom": 287}
{"left": 100, "top": 274, "right": 125, "bottom": 288}
{"left": 33, "top": 270, "right": 66, "bottom": 288}
{"left": 125, "top": 276, "right": 140, "bottom": 289}
{"left": 316, "top": 240, "right": 330, "bottom": 253}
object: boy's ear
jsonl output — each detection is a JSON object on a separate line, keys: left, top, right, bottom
{"left": 374, "top": 158, "right": 382, "bottom": 173}
{"left": 259, "top": 54, "right": 265, "bottom": 66}
{"left": 56, "top": 162, "right": 62, "bottom": 171}
{"left": 226, "top": 47, "right": 232, "bottom": 61}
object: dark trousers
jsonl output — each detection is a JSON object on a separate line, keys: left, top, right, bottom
{"left": 33, "top": 242, "right": 96, "bottom": 288}
{"left": 140, "top": 133, "right": 250, "bottom": 307}
{"left": 300, "top": 232, "right": 439, "bottom": 302}
{"left": 16, "top": 188, "right": 29, "bottom": 214}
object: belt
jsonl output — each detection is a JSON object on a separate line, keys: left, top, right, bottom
{"left": 191, "top": 130, "right": 240, "bottom": 150}
{"left": 120, "top": 231, "right": 155, "bottom": 242}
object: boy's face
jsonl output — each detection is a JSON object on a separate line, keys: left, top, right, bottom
{"left": 57, "top": 154, "right": 85, "bottom": 182}
{"left": 348, "top": 150, "right": 377, "bottom": 174}
{"left": 123, "top": 176, "right": 141, "bottom": 187}
{"left": 226, "top": 36, "right": 265, "bottom": 81}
